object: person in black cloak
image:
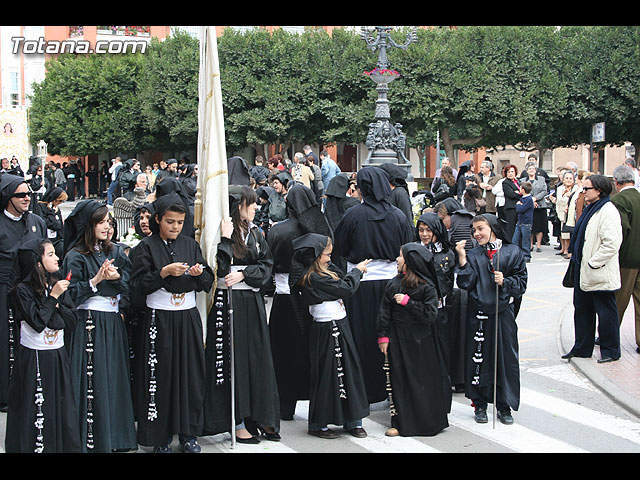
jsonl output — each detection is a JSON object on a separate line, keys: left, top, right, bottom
{"left": 416, "top": 211, "right": 466, "bottom": 394}
{"left": 290, "top": 233, "right": 371, "bottom": 439}
{"left": 203, "top": 185, "right": 280, "bottom": 444}
{"left": 227, "top": 156, "right": 251, "bottom": 186}
{"left": 153, "top": 176, "right": 195, "bottom": 238}
{"left": 266, "top": 183, "right": 332, "bottom": 421}
{"left": 29, "top": 164, "right": 49, "bottom": 210}
{"left": 377, "top": 242, "right": 451, "bottom": 437}
{"left": 129, "top": 192, "right": 214, "bottom": 453}
{"left": 434, "top": 197, "right": 476, "bottom": 253}
{"left": 332, "top": 166, "right": 414, "bottom": 404}
{"left": 377, "top": 163, "right": 414, "bottom": 227}
{"left": 5, "top": 239, "right": 81, "bottom": 453}
{"left": 61, "top": 199, "right": 137, "bottom": 452}
{"left": 454, "top": 213, "right": 527, "bottom": 425}
{"left": 255, "top": 185, "right": 274, "bottom": 236}
{"left": 324, "top": 173, "right": 360, "bottom": 233}
{"left": 179, "top": 163, "right": 197, "bottom": 216}
{"left": 33, "top": 186, "right": 67, "bottom": 259}
{"left": 0, "top": 174, "right": 47, "bottom": 411}
{"left": 455, "top": 160, "right": 474, "bottom": 200}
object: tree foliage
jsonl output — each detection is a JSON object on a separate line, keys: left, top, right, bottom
{"left": 27, "top": 26, "right": 640, "bottom": 165}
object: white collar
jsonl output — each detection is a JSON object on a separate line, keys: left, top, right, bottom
{"left": 621, "top": 185, "right": 636, "bottom": 192}
{"left": 3, "top": 209, "right": 23, "bottom": 221}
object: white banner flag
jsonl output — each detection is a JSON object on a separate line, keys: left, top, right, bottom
{"left": 196, "top": 26, "right": 229, "bottom": 324}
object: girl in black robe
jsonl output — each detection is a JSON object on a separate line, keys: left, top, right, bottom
{"left": 61, "top": 200, "right": 137, "bottom": 452}
{"left": 290, "top": 233, "right": 370, "bottom": 439}
{"left": 333, "top": 167, "right": 414, "bottom": 404}
{"left": 5, "top": 239, "right": 81, "bottom": 453}
{"left": 454, "top": 214, "right": 527, "bottom": 425}
{"left": 266, "top": 184, "right": 332, "bottom": 421}
{"left": 203, "top": 185, "right": 280, "bottom": 444}
{"left": 130, "top": 192, "right": 214, "bottom": 453}
{"left": 416, "top": 212, "right": 466, "bottom": 393}
{"left": 376, "top": 243, "right": 451, "bottom": 437}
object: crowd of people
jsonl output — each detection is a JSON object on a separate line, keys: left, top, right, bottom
{"left": 0, "top": 145, "right": 638, "bottom": 453}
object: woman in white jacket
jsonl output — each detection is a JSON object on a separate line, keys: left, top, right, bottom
{"left": 562, "top": 175, "right": 622, "bottom": 363}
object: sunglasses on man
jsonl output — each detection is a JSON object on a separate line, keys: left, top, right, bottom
{"left": 12, "top": 191, "right": 32, "bottom": 199}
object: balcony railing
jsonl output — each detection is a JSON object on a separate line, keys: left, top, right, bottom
{"left": 96, "top": 26, "right": 150, "bottom": 37}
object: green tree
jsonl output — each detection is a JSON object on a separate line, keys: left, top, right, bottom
{"left": 29, "top": 52, "right": 148, "bottom": 156}
{"left": 138, "top": 31, "right": 200, "bottom": 152}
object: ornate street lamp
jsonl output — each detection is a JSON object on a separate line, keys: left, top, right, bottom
{"left": 361, "top": 26, "right": 417, "bottom": 177}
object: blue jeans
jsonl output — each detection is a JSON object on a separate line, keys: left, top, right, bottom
{"left": 512, "top": 223, "right": 532, "bottom": 260}
{"left": 106, "top": 180, "right": 119, "bottom": 205}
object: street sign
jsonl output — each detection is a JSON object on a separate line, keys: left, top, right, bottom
{"left": 592, "top": 122, "right": 605, "bottom": 142}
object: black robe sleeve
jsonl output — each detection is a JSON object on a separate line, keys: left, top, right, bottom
{"left": 130, "top": 235, "right": 213, "bottom": 300}
{"left": 216, "top": 227, "right": 273, "bottom": 289}
{"left": 14, "top": 283, "right": 64, "bottom": 332}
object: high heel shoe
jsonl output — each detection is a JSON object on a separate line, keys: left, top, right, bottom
{"left": 257, "top": 425, "right": 281, "bottom": 442}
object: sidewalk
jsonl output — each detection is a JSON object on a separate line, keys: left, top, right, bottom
{"left": 560, "top": 290, "right": 640, "bottom": 419}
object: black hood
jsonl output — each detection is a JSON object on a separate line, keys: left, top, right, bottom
{"left": 227, "top": 156, "right": 251, "bottom": 186}
{"left": 477, "top": 213, "right": 511, "bottom": 244}
{"left": 0, "top": 174, "right": 27, "bottom": 210}
{"left": 356, "top": 167, "right": 393, "bottom": 220}
{"left": 62, "top": 200, "right": 105, "bottom": 256}
{"left": 416, "top": 211, "right": 451, "bottom": 251}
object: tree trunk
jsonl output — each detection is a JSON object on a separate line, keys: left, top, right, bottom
{"left": 441, "top": 127, "right": 483, "bottom": 167}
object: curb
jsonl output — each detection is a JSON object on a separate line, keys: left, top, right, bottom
{"left": 559, "top": 297, "right": 640, "bottom": 420}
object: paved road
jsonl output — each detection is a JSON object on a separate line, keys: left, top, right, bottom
{"left": 2, "top": 201, "right": 639, "bottom": 453}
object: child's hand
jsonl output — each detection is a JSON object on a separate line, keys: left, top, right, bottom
{"left": 393, "top": 293, "right": 407, "bottom": 305}
{"left": 494, "top": 271, "right": 504, "bottom": 286}
{"left": 378, "top": 341, "right": 388, "bottom": 355}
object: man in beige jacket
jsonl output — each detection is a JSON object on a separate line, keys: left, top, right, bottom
{"left": 475, "top": 159, "right": 502, "bottom": 214}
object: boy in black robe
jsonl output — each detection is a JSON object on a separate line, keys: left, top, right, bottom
{"left": 454, "top": 214, "right": 527, "bottom": 425}
{"left": 130, "top": 192, "right": 214, "bottom": 453}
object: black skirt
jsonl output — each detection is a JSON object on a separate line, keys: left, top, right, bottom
{"left": 268, "top": 293, "right": 310, "bottom": 402}
{"left": 308, "top": 317, "right": 369, "bottom": 428}
{"left": 5, "top": 346, "right": 81, "bottom": 453}
{"left": 388, "top": 322, "right": 450, "bottom": 436}
{"left": 344, "top": 279, "right": 388, "bottom": 403}
{"left": 69, "top": 310, "right": 137, "bottom": 453}
{"left": 134, "top": 306, "right": 206, "bottom": 447}
{"left": 532, "top": 208, "right": 548, "bottom": 234}
{"left": 202, "top": 288, "right": 280, "bottom": 435}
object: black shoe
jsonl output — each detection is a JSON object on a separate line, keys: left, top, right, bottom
{"left": 597, "top": 356, "right": 619, "bottom": 364}
{"left": 636, "top": 346, "right": 640, "bottom": 354}
{"left": 257, "top": 426, "right": 281, "bottom": 442}
{"left": 474, "top": 408, "right": 488, "bottom": 423}
{"left": 153, "top": 444, "right": 172, "bottom": 453}
{"left": 554, "top": 245, "right": 562, "bottom": 250}
{"left": 180, "top": 438, "right": 201, "bottom": 453}
{"left": 346, "top": 427, "right": 368, "bottom": 438}
{"left": 308, "top": 428, "right": 338, "bottom": 439}
{"left": 497, "top": 410, "right": 514, "bottom": 425}
{"left": 561, "top": 352, "right": 590, "bottom": 360}
{"left": 235, "top": 435, "right": 260, "bottom": 444}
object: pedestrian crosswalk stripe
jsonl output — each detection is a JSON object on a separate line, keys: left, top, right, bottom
{"left": 521, "top": 388, "right": 640, "bottom": 445}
